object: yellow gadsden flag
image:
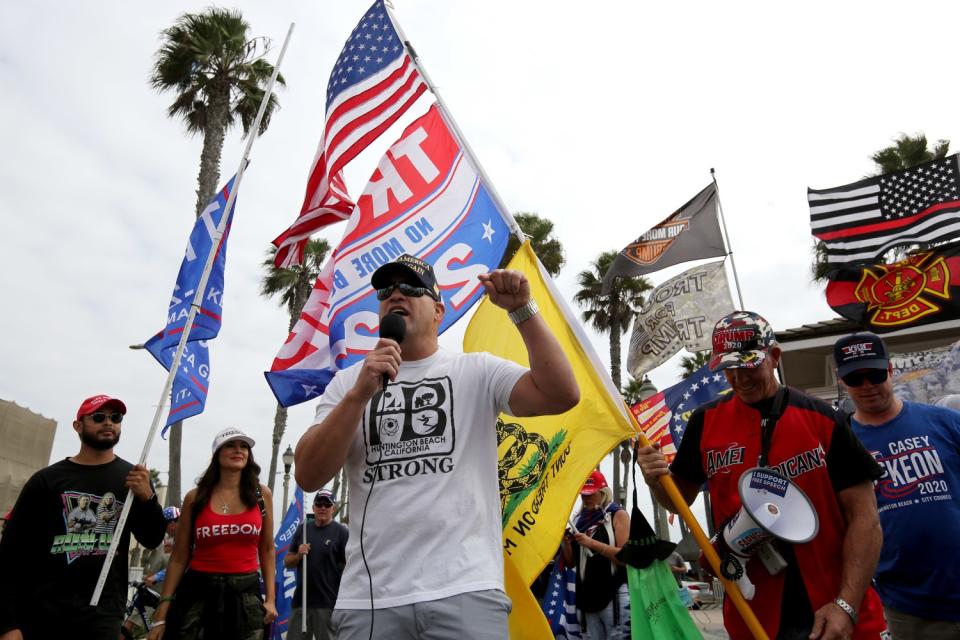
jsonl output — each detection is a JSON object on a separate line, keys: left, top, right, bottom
{"left": 464, "top": 241, "right": 637, "bottom": 638}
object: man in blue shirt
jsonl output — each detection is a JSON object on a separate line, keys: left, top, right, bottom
{"left": 834, "top": 333, "right": 960, "bottom": 639}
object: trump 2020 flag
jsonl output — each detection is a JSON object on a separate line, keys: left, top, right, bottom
{"left": 272, "top": 487, "right": 304, "bottom": 640}
{"left": 144, "top": 173, "right": 239, "bottom": 433}
{"left": 266, "top": 104, "right": 511, "bottom": 406}
{"left": 631, "top": 362, "right": 730, "bottom": 462}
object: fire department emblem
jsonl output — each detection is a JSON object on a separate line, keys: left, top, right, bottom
{"left": 854, "top": 252, "right": 950, "bottom": 327}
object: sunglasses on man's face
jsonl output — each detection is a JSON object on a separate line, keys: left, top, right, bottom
{"left": 375, "top": 282, "right": 435, "bottom": 301}
{"left": 841, "top": 369, "right": 888, "bottom": 387}
{"left": 315, "top": 501, "right": 334, "bottom": 508}
{"left": 89, "top": 412, "right": 124, "bottom": 424}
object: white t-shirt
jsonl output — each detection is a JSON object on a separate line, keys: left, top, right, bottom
{"left": 312, "top": 348, "right": 527, "bottom": 609}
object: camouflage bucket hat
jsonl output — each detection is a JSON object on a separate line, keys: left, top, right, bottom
{"left": 708, "top": 311, "right": 776, "bottom": 372}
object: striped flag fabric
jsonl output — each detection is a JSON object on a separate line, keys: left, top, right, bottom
{"left": 541, "top": 557, "right": 582, "bottom": 639}
{"left": 630, "top": 362, "right": 731, "bottom": 461}
{"left": 266, "top": 105, "right": 510, "bottom": 406}
{"left": 271, "top": 0, "right": 428, "bottom": 268}
{"left": 810, "top": 153, "right": 960, "bottom": 265}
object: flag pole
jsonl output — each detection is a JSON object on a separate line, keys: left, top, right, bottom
{"left": 301, "top": 491, "right": 308, "bottom": 633}
{"left": 382, "top": 1, "right": 524, "bottom": 244}
{"left": 90, "top": 23, "right": 296, "bottom": 607}
{"left": 626, "top": 403, "right": 770, "bottom": 640}
{"left": 711, "top": 168, "right": 746, "bottom": 309}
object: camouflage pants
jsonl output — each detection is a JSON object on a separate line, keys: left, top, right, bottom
{"left": 165, "top": 570, "right": 266, "bottom": 640}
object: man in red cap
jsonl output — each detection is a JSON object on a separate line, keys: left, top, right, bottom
{"left": 637, "top": 311, "right": 888, "bottom": 640}
{"left": 0, "top": 395, "right": 166, "bottom": 640}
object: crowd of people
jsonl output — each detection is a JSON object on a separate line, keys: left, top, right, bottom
{"left": 0, "top": 253, "right": 957, "bottom": 640}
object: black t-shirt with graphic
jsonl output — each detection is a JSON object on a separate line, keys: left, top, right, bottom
{"left": 291, "top": 518, "right": 349, "bottom": 609}
{"left": 0, "top": 457, "right": 166, "bottom": 638}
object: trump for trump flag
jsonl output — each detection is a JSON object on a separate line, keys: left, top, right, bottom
{"left": 145, "top": 173, "right": 239, "bottom": 433}
{"left": 464, "top": 242, "right": 637, "bottom": 637}
{"left": 272, "top": 487, "right": 304, "bottom": 640}
{"left": 271, "top": 0, "right": 427, "bottom": 267}
{"left": 266, "top": 105, "right": 511, "bottom": 406}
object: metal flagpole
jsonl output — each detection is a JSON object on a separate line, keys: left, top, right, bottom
{"left": 711, "top": 168, "right": 746, "bottom": 309}
{"left": 90, "top": 23, "right": 296, "bottom": 607}
{"left": 302, "top": 491, "right": 308, "bottom": 633}
{"left": 382, "top": 1, "right": 524, "bottom": 245}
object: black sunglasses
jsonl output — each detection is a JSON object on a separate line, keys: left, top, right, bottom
{"left": 315, "top": 501, "right": 334, "bottom": 507}
{"left": 90, "top": 412, "right": 124, "bottom": 424}
{"left": 841, "top": 369, "right": 888, "bottom": 387}
{"left": 375, "top": 282, "right": 436, "bottom": 301}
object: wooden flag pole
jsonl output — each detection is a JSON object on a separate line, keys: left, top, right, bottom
{"left": 89, "top": 23, "right": 295, "bottom": 607}
{"left": 711, "top": 168, "right": 746, "bottom": 310}
{"left": 625, "top": 403, "right": 770, "bottom": 640}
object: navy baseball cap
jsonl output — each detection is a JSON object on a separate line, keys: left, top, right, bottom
{"left": 833, "top": 333, "right": 889, "bottom": 377}
{"left": 314, "top": 490, "right": 336, "bottom": 506}
{"left": 370, "top": 254, "right": 441, "bottom": 301}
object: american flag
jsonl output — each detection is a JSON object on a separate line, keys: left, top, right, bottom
{"left": 542, "top": 559, "right": 581, "bottom": 639}
{"left": 631, "top": 362, "right": 730, "bottom": 460}
{"left": 271, "top": 0, "right": 427, "bottom": 267}
{"left": 810, "top": 154, "right": 960, "bottom": 265}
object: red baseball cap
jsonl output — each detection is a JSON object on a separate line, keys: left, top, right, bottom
{"left": 76, "top": 395, "right": 127, "bottom": 420}
{"left": 581, "top": 470, "right": 608, "bottom": 496}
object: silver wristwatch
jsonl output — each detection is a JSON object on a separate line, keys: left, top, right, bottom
{"left": 833, "top": 597, "right": 857, "bottom": 624}
{"left": 508, "top": 299, "right": 539, "bottom": 325}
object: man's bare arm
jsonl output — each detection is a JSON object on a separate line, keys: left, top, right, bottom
{"left": 508, "top": 313, "right": 579, "bottom": 417}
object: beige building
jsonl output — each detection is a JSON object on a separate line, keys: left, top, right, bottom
{"left": 776, "top": 317, "right": 960, "bottom": 400}
{"left": 0, "top": 400, "right": 57, "bottom": 515}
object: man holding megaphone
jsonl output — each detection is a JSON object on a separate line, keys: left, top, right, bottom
{"left": 638, "top": 311, "right": 889, "bottom": 640}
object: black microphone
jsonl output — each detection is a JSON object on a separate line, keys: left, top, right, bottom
{"left": 378, "top": 313, "right": 406, "bottom": 389}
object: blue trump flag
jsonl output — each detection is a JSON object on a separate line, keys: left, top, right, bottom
{"left": 145, "top": 173, "right": 239, "bottom": 433}
{"left": 662, "top": 361, "right": 731, "bottom": 444}
{"left": 273, "top": 487, "right": 305, "bottom": 640}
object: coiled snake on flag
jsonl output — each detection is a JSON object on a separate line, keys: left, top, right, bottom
{"left": 497, "top": 418, "right": 549, "bottom": 499}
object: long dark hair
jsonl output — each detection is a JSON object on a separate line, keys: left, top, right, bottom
{"left": 190, "top": 441, "right": 262, "bottom": 526}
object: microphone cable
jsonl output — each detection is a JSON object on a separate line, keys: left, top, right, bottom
{"left": 359, "top": 386, "right": 388, "bottom": 640}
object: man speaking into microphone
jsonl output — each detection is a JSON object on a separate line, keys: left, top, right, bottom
{"left": 295, "top": 254, "right": 579, "bottom": 639}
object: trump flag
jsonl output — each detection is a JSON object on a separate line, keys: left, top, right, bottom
{"left": 145, "top": 173, "right": 239, "bottom": 432}
{"left": 266, "top": 105, "right": 511, "bottom": 406}
{"left": 272, "top": 487, "right": 305, "bottom": 640}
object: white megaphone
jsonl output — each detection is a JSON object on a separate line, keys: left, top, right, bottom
{"left": 708, "top": 467, "right": 818, "bottom": 600}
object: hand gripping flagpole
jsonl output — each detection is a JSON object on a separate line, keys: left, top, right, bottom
{"left": 90, "top": 23, "right": 295, "bottom": 607}
{"left": 625, "top": 403, "right": 770, "bottom": 640}
{"left": 383, "top": 1, "right": 524, "bottom": 246}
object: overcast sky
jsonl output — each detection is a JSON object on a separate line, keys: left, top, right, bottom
{"left": 2, "top": 1, "right": 958, "bottom": 525}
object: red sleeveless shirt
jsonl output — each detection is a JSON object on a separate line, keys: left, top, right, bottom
{"left": 190, "top": 503, "right": 262, "bottom": 574}
{"left": 697, "top": 390, "right": 886, "bottom": 639}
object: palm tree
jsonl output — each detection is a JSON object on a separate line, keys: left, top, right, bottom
{"left": 679, "top": 350, "right": 711, "bottom": 380}
{"left": 811, "top": 133, "right": 950, "bottom": 282}
{"left": 575, "top": 251, "right": 651, "bottom": 501}
{"left": 260, "top": 239, "right": 331, "bottom": 492}
{"left": 871, "top": 133, "right": 949, "bottom": 173}
{"left": 499, "top": 212, "right": 566, "bottom": 276}
{"left": 151, "top": 7, "right": 285, "bottom": 505}
{"left": 574, "top": 251, "right": 651, "bottom": 390}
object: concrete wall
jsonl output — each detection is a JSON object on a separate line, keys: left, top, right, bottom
{"left": 0, "top": 400, "right": 57, "bottom": 514}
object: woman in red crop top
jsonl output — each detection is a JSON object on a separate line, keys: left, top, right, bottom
{"left": 149, "top": 428, "right": 277, "bottom": 639}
